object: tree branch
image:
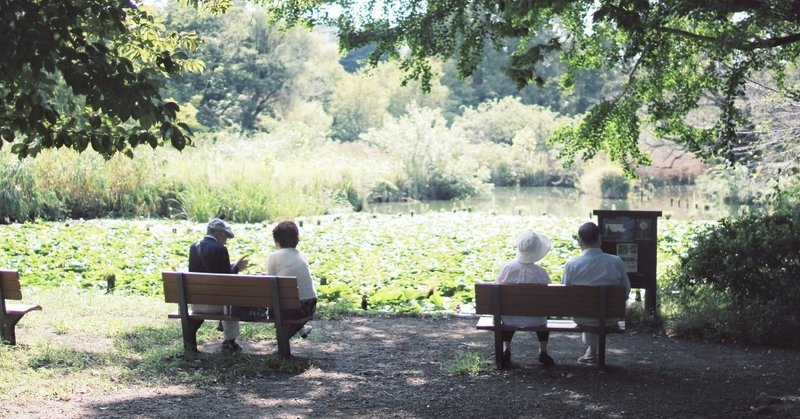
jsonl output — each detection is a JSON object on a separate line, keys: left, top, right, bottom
{"left": 657, "top": 26, "right": 800, "bottom": 51}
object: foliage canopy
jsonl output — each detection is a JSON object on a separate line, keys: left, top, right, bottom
{"left": 251, "top": 0, "right": 800, "bottom": 173}
{"left": 1, "top": 0, "right": 203, "bottom": 158}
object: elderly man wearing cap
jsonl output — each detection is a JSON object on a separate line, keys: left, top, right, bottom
{"left": 188, "top": 218, "right": 249, "bottom": 352}
{"left": 495, "top": 230, "right": 555, "bottom": 366}
{"left": 562, "top": 222, "right": 631, "bottom": 364}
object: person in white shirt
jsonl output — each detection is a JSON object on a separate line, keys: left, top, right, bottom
{"left": 495, "top": 230, "right": 555, "bottom": 366}
{"left": 267, "top": 221, "right": 317, "bottom": 339}
{"left": 562, "top": 222, "right": 631, "bottom": 364}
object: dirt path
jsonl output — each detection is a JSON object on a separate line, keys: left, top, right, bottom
{"left": 6, "top": 315, "right": 800, "bottom": 418}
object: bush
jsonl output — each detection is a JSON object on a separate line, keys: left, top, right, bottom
{"left": 696, "top": 164, "right": 762, "bottom": 204}
{"left": 765, "top": 173, "right": 800, "bottom": 212}
{"left": 577, "top": 159, "right": 633, "bottom": 199}
{"left": 666, "top": 210, "right": 800, "bottom": 347}
{"left": 361, "top": 106, "right": 490, "bottom": 201}
{"left": 600, "top": 172, "right": 630, "bottom": 199}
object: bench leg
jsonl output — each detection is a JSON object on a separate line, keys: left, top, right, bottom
{"left": 275, "top": 323, "right": 292, "bottom": 359}
{"left": 598, "top": 332, "right": 607, "bottom": 368}
{"left": 1, "top": 315, "right": 23, "bottom": 345}
{"left": 182, "top": 318, "right": 204, "bottom": 354}
{"left": 494, "top": 327, "right": 505, "bottom": 368}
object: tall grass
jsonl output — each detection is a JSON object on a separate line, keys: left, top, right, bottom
{"left": 0, "top": 154, "right": 65, "bottom": 221}
{"left": 0, "top": 133, "right": 394, "bottom": 223}
{"left": 3, "top": 124, "right": 499, "bottom": 223}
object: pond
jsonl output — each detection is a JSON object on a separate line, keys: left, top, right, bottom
{"left": 364, "top": 186, "right": 753, "bottom": 221}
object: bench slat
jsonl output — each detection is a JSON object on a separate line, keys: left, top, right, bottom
{"left": 162, "top": 272, "right": 301, "bottom": 309}
{"left": 0, "top": 270, "right": 23, "bottom": 300}
{"left": 474, "top": 283, "right": 626, "bottom": 318}
{"left": 5, "top": 304, "right": 43, "bottom": 316}
{"left": 167, "top": 312, "right": 312, "bottom": 324}
{"left": 475, "top": 300, "right": 626, "bottom": 318}
{"left": 475, "top": 316, "right": 625, "bottom": 332}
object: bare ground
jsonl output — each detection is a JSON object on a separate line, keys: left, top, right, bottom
{"left": 6, "top": 315, "right": 800, "bottom": 418}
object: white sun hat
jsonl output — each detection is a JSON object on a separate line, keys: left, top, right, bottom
{"left": 515, "top": 230, "right": 552, "bottom": 264}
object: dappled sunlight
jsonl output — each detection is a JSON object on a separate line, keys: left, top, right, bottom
{"left": 404, "top": 376, "right": 429, "bottom": 386}
{"left": 4, "top": 314, "right": 800, "bottom": 417}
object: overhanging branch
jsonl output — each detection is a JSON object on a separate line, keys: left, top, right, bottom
{"left": 657, "top": 26, "right": 800, "bottom": 51}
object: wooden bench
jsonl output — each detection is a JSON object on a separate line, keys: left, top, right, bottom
{"left": 475, "top": 283, "right": 626, "bottom": 368}
{"left": 0, "top": 269, "right": 42, "bottom": 345}
{"left": 162, "top": 271, "right": 311, "bottom": 358}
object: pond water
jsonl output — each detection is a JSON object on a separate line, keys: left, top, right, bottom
{"left": 364, "top": 186, "right": 753, "bottom": 221}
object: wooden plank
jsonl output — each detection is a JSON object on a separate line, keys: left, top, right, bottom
{"left": 162, "top": 272, "right": 301, "bottom": 308}
{"left": 476, "top": 283, "right": 627, "bottom": 297}
{"left": 474, "top": 283, "right": 626, "bottom": 318}
{"left": 167, "top": 312, "right": 312, "bottom": 325}
{"left": 165, "top": 282, "right": 272, "bottom": 300}
{"left": 163, "top": 272, "right": 298, "bottom": 291}
{"left": 0, "top": 270, "right": 23, "bottom": 300}
{"left": 5, "top": 304, "right": 43, "bottom": 316}
{"left": 474, "top": 284, "right": 626, "bottom": 302}
{"left": 475, "top": 301, "right": 625, "bottom": 318}
{"left": 167, "top": 312, "right": 267, "bottom": 322}
{"left": 476, "top": 316, "right": 625, "bottom": 333}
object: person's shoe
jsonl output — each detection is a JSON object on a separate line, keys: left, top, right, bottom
{"left": 216, "top": 321, "right": 224, "bottom": 332}
{"left": 221, "top": 339, "right": 242, "bottom": 352}
{"left": 299, "top": 325, "right": 313, "bottom": 339}
{"left": 577, "top": 354, "right": 598, "bottom": 364}
{"left": 538, "top": 352, "right": 555, "bottom": 365}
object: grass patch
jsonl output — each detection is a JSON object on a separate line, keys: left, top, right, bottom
{"left": 441, "top": 350, "right": 485, "bottom": 376}
{"left": 0, "top": 287, "right": 309, "bottom": 402}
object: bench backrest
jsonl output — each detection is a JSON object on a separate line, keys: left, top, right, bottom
{"left": 474, "top": 283, "right": 626, "bottom": 318}
{"left": 0, "top": 269, "right": 23, "bottom": 301}
{"left": 162, "top": 272, "right": 301, "bottom": 309}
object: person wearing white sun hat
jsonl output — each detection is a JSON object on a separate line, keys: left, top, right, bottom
{"left": 494, "top": 229, "right": 555, "bottom": 366}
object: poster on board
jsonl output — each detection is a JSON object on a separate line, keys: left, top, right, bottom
{"left": 603, "top": 217, "right": 635, "bottom": 241}
{"left": 636, "top": 218, "right": 653, "bottom": 240}
{"left": 616, "top": 243, "right": 638, "bottom": 273}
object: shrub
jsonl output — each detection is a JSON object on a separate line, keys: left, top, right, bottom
{"left": 577, "top": 159, "right": 633, "bottom": 199}
{"left": 361, "top": 105, "right": 491, "bottom": 201}
{"left": 765, "top": 173, "right": 800, "bottom": 212}
{"left": 666, "top": 210, "right": 800, "bottom": 347}
{"left": 600, "top": 172, "right": 630, "bottom": 199}
{"left": 518, "top": 167, "right": 550, "bottom": 187}
{"left": 696, "top": 164, "right": 762, "bottom": 204}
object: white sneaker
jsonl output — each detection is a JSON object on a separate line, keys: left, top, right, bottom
{"left": 299, "top": 325, "right": 312, "bottom": 339}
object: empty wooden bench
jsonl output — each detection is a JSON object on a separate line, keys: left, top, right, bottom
{"left": 162, "top": 271, "right": 310, "bottom": 358}
{"left": 1, "top": 269, "right": 42, "bottom": 345}
{"left": 475, "top": 283, "right": 626, "bottom": 368}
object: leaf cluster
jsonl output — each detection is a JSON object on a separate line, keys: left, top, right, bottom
{"left": 1, "top": 0, "right": 203, "bottom": 158}
{"left": 257, "top": 0, "right": 800, "bottom": 172}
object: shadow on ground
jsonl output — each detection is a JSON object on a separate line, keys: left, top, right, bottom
{"left": 8, "top": 316, "right": 800, "bottom": 418}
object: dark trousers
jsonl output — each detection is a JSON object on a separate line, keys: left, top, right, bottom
{"left": 271, "top": 298, "right": 317, "bottom": 338}
{"left": 502, "top": 330, "right": 549, "bottom": 343}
